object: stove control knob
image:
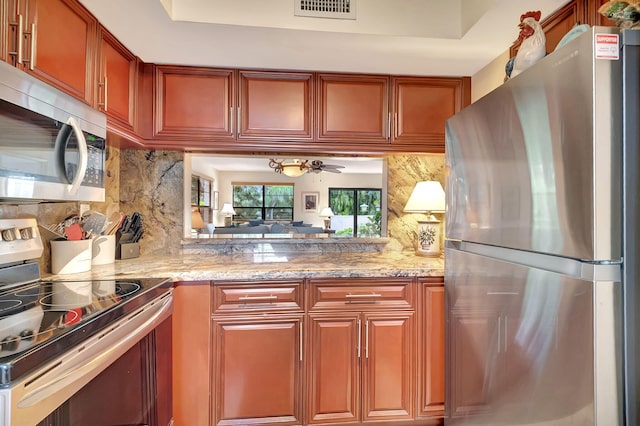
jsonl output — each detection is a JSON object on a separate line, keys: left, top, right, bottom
{"left": 0, "top": 336, "right": 19, "bottom": 352}
{"left": 19, "top": 227, "right": 33, "bottom": 240}
{"left": 1, "top": 228, "right": 18, "bottom": 241}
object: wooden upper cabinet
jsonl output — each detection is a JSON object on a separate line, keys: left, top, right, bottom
{"left": 589, "top": 0, "right": 618, "bottom": 27}
{"left": 154, "top": 65, "right": 234, "bottom": 140}
{"left": 238, "top": 70, "right": 314, "bottom": 140}
{"left": 509, "top": 0, "right": 618, "bottom": 58}
{"left": 98, "top": 27, "right": 136, "bottom": 133}
{"left": 27, "top": 0, "right": 98, "bottom": 104}
{"left": 391, "top": 77, "right": 470, "bottom": 151}
{"left": 317, "top": 73, "right": 389, "bottom": 143}
{"left": 540, "top": 1, "right": 585, "bottom": 54}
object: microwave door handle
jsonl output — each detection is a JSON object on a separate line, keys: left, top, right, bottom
{"left": 55, "top": 117, "right": 88, "bottom": 196}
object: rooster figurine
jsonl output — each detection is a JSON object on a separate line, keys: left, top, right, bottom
{"left": 598, "top": 1, "right": 640, "bottom": 29}
{"left": 507, "top": 11, "right": 546, "bottom": 79}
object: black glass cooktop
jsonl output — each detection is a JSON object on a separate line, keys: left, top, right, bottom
{"left": 0, "top": 277, "right": 172, "bottom": 386}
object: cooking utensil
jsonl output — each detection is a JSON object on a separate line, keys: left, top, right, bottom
{"left": 64, "top": 223, "right": 84, "bottom": 241}
{"left": 82, "top": 212, "right": 107, "bottom": 237}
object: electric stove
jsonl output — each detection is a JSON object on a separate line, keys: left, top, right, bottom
{"left": 0, "top": 217, "right": 172, "bottom": 389}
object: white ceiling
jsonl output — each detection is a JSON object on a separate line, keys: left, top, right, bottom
{"left": 79, "top": 0, "right": 569, "bottom": 76}
{"left": 191, "top": 154, "right": 383, "bottom": 175}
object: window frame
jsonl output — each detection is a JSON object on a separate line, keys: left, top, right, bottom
{"left": 232, "top": 182, "right": 295, "bottom": 221}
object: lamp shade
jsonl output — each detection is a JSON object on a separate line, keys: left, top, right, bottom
{"left": 319, "top": 207, "right": 334, "bottom": 217}
{"left": 191, "top": 209, "right": 205, "bottom": 229}
{"left": 403, "top": 181, "right": 445, "bottom": 213}
{"left": 281, "top": 160, "right": 309, "bottom": 177}
{"left": 220, "top": 203, "right": 236, "bottom": 216}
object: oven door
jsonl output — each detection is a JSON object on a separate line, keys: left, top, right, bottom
{"left": 0, "top": 291, "right": 172, "bottom": 426}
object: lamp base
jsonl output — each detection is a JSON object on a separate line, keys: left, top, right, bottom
{"left": 415, "top": 219, "right": 441, "bottom": 257}
{"left": 224, "top": 216, "right": 232, "bottom": 227}
{"left": 323, "top": 218, "right": 331, "bottom": 231}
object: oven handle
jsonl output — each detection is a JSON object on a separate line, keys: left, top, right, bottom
{"left": 14, "top": 291, "right": 172, "bottom": 419}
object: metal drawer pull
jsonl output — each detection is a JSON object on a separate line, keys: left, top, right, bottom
{"left": 238, "top": 295, "right": 278, "bottom": 301}
{"left": 357, "top": 319, "right": 361, "bottom": 358}
{"left": 345, "top": 293, "right": 382, "bottom": 298}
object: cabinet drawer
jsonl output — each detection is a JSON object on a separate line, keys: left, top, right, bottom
{"left": 212, "top": 280, "right": 304, "bottom": 314}
{"left": 308, "top": 278, "right": 415, "bottom": 311}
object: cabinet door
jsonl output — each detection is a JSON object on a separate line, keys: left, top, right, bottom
{"left": 154, "top": 65, "right": 234, "bottom": 140}
{"left": 2, "top": 0, "right": 15, "bottom": 64}
{"left": 98, "top": 27, "right": 137, "bottom": 133}
{"left": 28, "top": 0, "right": 97, "bottom": 104}
{"left": 40, "top": 336, "right": 152, "bottom": 426}
{"left": 317, "top": 73, "right": 389, "bottom": 143}
{"left": 361, "top": 311, "right": 414, "bottom": 422}
{"left": 391, "top": 77, "right": 469, "bottom": 151}
{"left": 212, "top": 314, "right": 304, "bottom": 426}
{"left": 173, "top": 281, "right": 212, "bottom": 426}
{"left": 306, "top": 313, "right": 361, "bottom": 424}
{"left": 418, "top": 280, "right": 445, "bottom": 418}
{"left": 238, "top": 70, "right": 313, "bottom": 140}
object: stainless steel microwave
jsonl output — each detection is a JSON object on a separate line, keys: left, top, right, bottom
{"left": 0, "top": 61, "right": 107, "bottom": 203}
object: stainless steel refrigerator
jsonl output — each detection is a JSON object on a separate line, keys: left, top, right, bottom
{"left": 444, "top": 26, "right": 639, "bottom": 426}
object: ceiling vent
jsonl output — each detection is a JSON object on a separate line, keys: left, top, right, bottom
{"left": 295, "top": 0, "right": 356, "bottom": 20}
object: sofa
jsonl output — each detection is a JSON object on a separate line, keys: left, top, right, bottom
{"left": 212, "top": 221, "right": 325, "bottom": 235}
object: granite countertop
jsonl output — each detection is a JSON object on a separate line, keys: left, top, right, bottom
{"left": 44, "top": 251, "right": 444, "bottom": 282}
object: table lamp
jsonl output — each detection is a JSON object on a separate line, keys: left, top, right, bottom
{"left": 220, "top": 203, "right": 236, "bottom": 227}
{"left": 319, "top": 207, "right": 334, "bottom": 231}
{"left": 403, "top": 181, "right": 445, "bottom": 256}
{"left": 191, "top": 208, "right": 205, "bottom": 235}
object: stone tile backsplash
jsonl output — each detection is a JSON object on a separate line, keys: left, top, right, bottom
{"left": 0, "top": 141, "right": 445, "bottom": 270}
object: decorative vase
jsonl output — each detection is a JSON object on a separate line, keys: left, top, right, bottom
{"left": 417, "top": 220, "right": 441, "bottom": 257}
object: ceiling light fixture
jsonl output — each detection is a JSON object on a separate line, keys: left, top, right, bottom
{"left": 269, "top": 159, "right": 311, "bottom": 177}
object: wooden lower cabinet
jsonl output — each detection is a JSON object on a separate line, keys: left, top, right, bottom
{"left": 418, "top": 278, "right": 445, "bottom": 418}
{"left": 203, "top": 277, "right": 443, "bottom": 426}
{"left": 306, "top": 311, "right": 414, "bottom": 424}
{"left": 212, "top": 315, "right": 304, "bottom": 425}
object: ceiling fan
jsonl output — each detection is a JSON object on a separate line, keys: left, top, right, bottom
{"left": 269, "top": 159, "right": 344, "bottom": 177}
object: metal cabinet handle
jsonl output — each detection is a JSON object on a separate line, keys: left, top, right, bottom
{"left": 357, "top": 319, "right": 361, "bottom": 358}
{"left": 29, "top": 23, "right": 36, "bottom": 70}
{"left": 345, "top": 293, "right": 382, "bottom": 299}
{"left": 365, "top": 320, "right": 369, "bottom": 359}
{"left": 104, "top": 77, "right": 108, "bottom": 111}
{"left": 237, "top": 106, "right": 241, "bottom": 135}
{"left": 98, "top": 76, "right": 108, "bottom": 111}
{"left": 387, "top": 112, "right": 391, "bottom": 139}
{"left": 238, "top": 295, "right": 277, "bottom": 301}
{"left": 503, "top": 316, "right": 508, "bottom": 353}
{"left": 17, "top": 15, "right": 23, "bottom": 65}
{"left": 498, "top": 316, "right": 502, "bottom": 353}
{"left": 299, "top": 319, "right": 303, "bottom": 362}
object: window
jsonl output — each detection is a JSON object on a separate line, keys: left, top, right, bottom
{"left": 233, "top": 184, "right": 294, "bottom": 221}
{"left": 328, "top": 188, "right": 382, "bottom": 237}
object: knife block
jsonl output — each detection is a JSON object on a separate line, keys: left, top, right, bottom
{"left": 117, "top": 242, "right": 139, "bottom": 260}
{"left": 115, "top": 229, "right": 140, "bottom": 259}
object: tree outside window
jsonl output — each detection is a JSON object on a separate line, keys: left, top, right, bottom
{"left": 233, "top": 184, "right": 294, "bottom": 221}
{"left": 329, "top": 188, "right": 381, "bottom": 237}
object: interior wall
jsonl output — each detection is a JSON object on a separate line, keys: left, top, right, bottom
{"left": 215, "top": 170, "right": 383, "bottom": 228}
{"left": 471, "top": 49, "right": 510, "bottom": 102}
